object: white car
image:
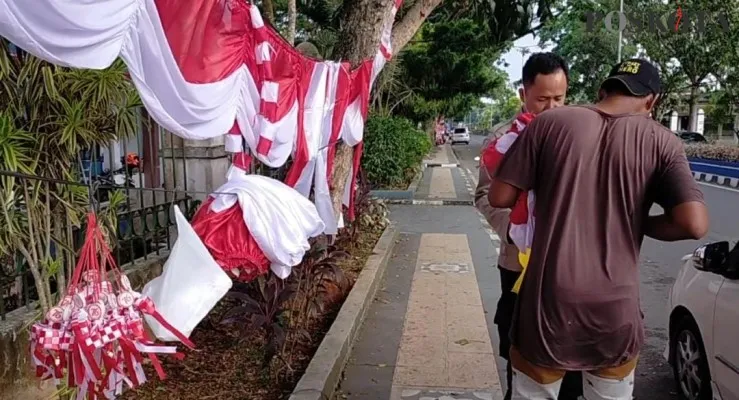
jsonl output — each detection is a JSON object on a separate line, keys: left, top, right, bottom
{"left": 451, "top": 127, "right": 470, "bottom": 145}
{"left": 666, "top": 240, "right": 739, "bottom": 400}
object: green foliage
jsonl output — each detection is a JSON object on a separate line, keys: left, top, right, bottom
{"left": 706, "top": 90, "right": 736, "bottom": 125}
{"left": 479, "top": 88, "right": 521, "bottom": 129}
{"left": 630, "top": 0, "right": 739, "bottom": 123}
{"left": 430, "top": 0, "right": 557, "bottom": 43}
{"left": 377, "top": 19, "right": 510, "bottom": 122}
{"left": 539, "top": 0, "right": 638, "bottom": 103}
{"left": 542, "top": 0, "right": 739, "bottom": 127}
{"left": 0, "top": 40, "right": 141, "bottom": 312}
{"left": 362, "top": 115, "right": 432, "bottom": 188}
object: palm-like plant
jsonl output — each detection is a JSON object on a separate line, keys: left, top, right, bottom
{"left": 0, "top": 39, "right": 140, "bottom": 313}
{"left": 371, "top": 55, "right": 417, "bottom": 116}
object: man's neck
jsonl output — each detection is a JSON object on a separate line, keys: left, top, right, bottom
{"left": 595, "top": 96, "right": 648, "bottom": 115}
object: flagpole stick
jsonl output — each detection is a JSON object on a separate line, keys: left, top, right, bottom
{"left": 617, "top": 0, "right": 624, "bottom": 62}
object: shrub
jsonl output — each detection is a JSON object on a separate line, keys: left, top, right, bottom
{"left": 362, "top": 115, "right": 432, "bottom": 188}
{"left": 685, "top": 144, "right": 739, "bottom": 162}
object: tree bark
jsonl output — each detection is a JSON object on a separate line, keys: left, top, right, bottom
{"left": 262, "top": 0, "right": 275, "bottom": 24}
{"left": 286, "top": 0, "right": 297, "bottom": 45}
{"left": 329, "top": 0, "right": 393, "bottom": 220}
{"left": 391, "top": 0, "right": 445, "bottom": 55}
{"left": 329, "top": 0, "right": 443, "bottom": 222}
{"left": 688, "top": 83, "right": 699, "bottom": 132}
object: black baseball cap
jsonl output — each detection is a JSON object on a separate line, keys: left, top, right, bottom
{"left": 601, "top": 58, "right": 661, "bottom": 96}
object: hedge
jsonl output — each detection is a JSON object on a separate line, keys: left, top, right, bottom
{"left": 685, "top": 144, "right": 739, "bottom": 162}
{"left": 362, "top": 115, "right": 432, "bottom": 188}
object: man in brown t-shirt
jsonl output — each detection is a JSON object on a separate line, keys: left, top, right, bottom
{"left": 488, "top": 59, "right": 709, "bottom": 399}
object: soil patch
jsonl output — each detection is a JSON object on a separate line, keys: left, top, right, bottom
{"left": 121, "top": 223, "right": 385, "bottom": 400}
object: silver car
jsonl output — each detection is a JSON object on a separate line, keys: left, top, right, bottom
{"left": 451, "top": 127, "right": 470, "bottom": 145}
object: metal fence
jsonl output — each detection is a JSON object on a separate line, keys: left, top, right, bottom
{"left": 0, "top": 124, "right": 292, "bottom": 320}
{"left": 0, "top": 127, "right": 199, "bottom": 320}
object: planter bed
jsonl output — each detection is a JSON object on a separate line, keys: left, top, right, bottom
{"left": 121, "top": 210, "right": 388, "bottom": 400}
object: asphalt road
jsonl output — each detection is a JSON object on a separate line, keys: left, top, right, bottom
{"left": 451, "top": 135, "right": 739, "bottom": 399}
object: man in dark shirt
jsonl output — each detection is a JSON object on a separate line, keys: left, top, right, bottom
{"left": 487, "top": 59, "right": 709, "bottom": 399}
{"left": 475, "top": 52, "right": 583, "bottom": 400}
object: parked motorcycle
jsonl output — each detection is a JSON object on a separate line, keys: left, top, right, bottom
{"left": 92, "top": 153, "right": 140, "bottom": 203}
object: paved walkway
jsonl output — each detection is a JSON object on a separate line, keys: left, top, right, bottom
{"left": 337, "top": 145, "right": 507, "bottom": 400}
{"left": 414, "top": 147, "right": 473, "bottom": 203}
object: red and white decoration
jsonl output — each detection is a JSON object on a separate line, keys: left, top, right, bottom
{"left": 192, "top": 174, "right": 325, "bottom": 281}
{"left": 480, "top": 112, "right": 537, "bottom": 254}
{"left": 0, "top": 0, "right": 403, "bottom": 234}
{"left": 30, "top": 213, "right": 193, "bottom": 400}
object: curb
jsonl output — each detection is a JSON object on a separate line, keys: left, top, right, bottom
{"left": 385, "top": 199, "right": 474, "bottom": 206}
{"left": 693, "top": 171, "right": 739, "bottom": 188}
{"left": 369, "top": 166, "right": 426, "bottom": 201}
{"left": 289, "top": 225, "right": 399, "bottom": 400}
{"left": 370, "top": 163, "right": 425, "bottom": 200}
{"left": 369, "top": 189, "right": 413, "bottom": 200}
{"left": 406, "top": 166, "right": 424, "bottom": 193}
{"left": 423, "top": 162, "right": 459, "bottom": 168}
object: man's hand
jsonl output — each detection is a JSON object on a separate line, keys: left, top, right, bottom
{"left": 645, "top": 201, "right": 709, "bottom": 241}
{"left": 488, "top": 179, "right": 520, "bottom": 208}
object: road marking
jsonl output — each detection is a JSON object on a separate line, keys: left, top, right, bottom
{"left": 697, "top": 180, "right": 739, "bottom": 194}
{"left": 467, "top": 168, "right": 478, "bottom": 186}
{"left": 690, "top": 161, "right": 739, "bottom": 171}
{"left": 429, "top": 168, "right": 457, "bottom": 198}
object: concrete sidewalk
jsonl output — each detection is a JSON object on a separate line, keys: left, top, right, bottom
{"left": 413, "top": 145, "right": 474, "bottom": 203}
{"left": 337, "top": 148, "right": 506, "bottom": 400}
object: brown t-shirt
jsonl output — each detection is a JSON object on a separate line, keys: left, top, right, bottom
{"left": 494, "top": 105, "right": 704, "bottom": 370}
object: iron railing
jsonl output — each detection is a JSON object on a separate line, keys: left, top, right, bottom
{"left": 0, "top": 124, "right": 200, "bottom": 319}
{"left": 0, "top": 175, "right": 196, "bottom": 320}
{"left": 0, "top": 116, "right": 293, "bottom": 319}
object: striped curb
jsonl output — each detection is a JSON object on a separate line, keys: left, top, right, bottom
{"left": 384, "top": 199, "right": 474, "bottom": 206}
{"left": 423, "top": 162, "right": 460, "bottom": 168}
{"left": 693, "top": 171, "right": 739, "bottom": 188}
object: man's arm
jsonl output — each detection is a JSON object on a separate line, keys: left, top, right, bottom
{"left": 645, "top": 202, "right": 708, "bottom": 241}
{"left": 488, "top": 180, "right": 521, "bottom": 208}
{"left": 645, "top": 139, "right": 709, "bottom": 241}
{"left": 475, "top": 158, "right": 514, "bottom": 242}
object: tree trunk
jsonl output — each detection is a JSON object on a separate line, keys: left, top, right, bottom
{"left": 286, "top": 0, "right": 297, "bottom": 45}
{"left": 329, "top": 0, "right": 393, "bottom": 220}
{"left": 688, "top": 84, "right": 699, "bottom": 132}
{"left": 391, "top": 0, "right": 445, "bottom": 55}
{"left": 329, "top": 0, "right": 443, "bottom": 221}
{"left": 262, "top": 0, "right": 275, "bottom": 24}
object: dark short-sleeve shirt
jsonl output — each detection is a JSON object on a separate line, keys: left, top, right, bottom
{"left": 494, "top": 105, "right": 704, "bottom": 370}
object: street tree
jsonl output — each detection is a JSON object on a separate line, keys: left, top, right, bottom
{"left": 539, "top": 0, "right": 638, "bottom": 103}
{"left": 632, "top": 0, "right": 739, "bottom": 131}
{"left": 380, "top": 18, "right": 510, "bottom": 124}
{"left": 328, "top": 0, "right": 557, "bottom": 218}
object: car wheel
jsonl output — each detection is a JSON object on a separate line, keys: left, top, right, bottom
{"left": 672, "top": 316, "right": 712, "bottom": 400}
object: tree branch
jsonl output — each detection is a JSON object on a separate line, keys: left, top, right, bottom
{"left": 391, "top": 0, "right": 445, "bottom": 55}
{"left": 511, "top": 10, "right": 564, "bottom": 42}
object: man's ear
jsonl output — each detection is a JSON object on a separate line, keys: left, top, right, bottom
{"left": 598, "top": 89, "right": 606, "bottom": 101}
{"left": 646, "top": 93, "right": 660, "bottom": 112}
{"left": 518, "top": 87, "right": 526, "bottom": 103}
